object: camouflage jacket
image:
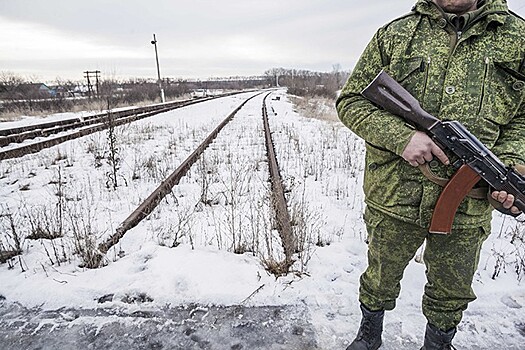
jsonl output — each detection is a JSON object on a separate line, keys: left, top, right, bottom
{"left": 336, "top": 0, "right": 525, "bottom": 228}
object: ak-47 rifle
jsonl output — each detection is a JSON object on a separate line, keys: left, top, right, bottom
{"left": 361, "top": 70, "right": 525, "bottom": 234}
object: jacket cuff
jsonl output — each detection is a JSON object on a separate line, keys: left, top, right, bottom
{"left": 392, "top": 127, "right": 417, "bottom": 157}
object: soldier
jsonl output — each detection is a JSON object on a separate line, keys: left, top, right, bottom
{"left": 336, "top": 0, "right": 525, "bottom": 349}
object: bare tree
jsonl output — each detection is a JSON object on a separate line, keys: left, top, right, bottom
{"left": 0, "top": 71, "right": 26, "bottom": 100}
{"left": 264, "top": 67, "right": 351, "bottom": 98}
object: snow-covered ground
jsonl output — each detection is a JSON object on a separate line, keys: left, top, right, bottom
{"left": 0, "top": 91, "right": 523, "bottom": 349}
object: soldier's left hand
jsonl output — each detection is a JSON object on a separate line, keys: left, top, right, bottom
{"left": 491, "top": 190, "right": 521, "bottom": 214}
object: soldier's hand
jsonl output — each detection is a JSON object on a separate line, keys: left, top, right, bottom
{"left": 402, "top": 131, "right": 449, "bottom": 167}
{"left": 491, "top": 190, "right": 521, "bottom": 214}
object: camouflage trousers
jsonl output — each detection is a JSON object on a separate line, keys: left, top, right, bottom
{"left": 359, "top": 206, "right": 490, "bottom": 331}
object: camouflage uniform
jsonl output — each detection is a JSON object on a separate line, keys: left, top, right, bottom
{"left": 336, "top": 0, "right": 525, "bottom": 331}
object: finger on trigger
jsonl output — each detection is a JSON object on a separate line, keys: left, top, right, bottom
{"left": 432, "top": 144, "right": 449, "bottom": 165}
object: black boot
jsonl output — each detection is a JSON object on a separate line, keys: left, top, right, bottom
{"left": 346, "top": 304, "right": 384, "bottom": 350}
{"left": 420, "top": 323, "right": 457, "bottom": 350}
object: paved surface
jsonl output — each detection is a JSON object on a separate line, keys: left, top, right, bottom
{"left": 3, "top": 297, "right": 523, "bottom": 350}
{"left": 0, "top": 298, "right": 320, "bottom": 350}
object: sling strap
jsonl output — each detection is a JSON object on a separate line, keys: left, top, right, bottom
{"left": 418, "top": 163, "right": 487, "bottom": 200}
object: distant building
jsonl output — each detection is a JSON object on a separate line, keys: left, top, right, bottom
{"left": 72, "top": 84, "right": 90, "bottom": 97}
{"left": 48, "top": 85, "right": 75, "bottom": 98}
{"left": 15, "top": 83, "right": 54, "bottom": 99}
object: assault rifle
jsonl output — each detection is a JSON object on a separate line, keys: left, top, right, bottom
{"left": 361, "top": 70, "right": 525, "bottom": 234}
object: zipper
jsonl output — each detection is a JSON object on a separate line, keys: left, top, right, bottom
{"left": 450, "top": 30, "right": 462, "bottom": 56}
{"left": 478, "top": 57, "right": 490, "bottom": 114}
{"left": 446, "top": 29, "right": 463, "bottom": 70}
{"left": 422, "top": 56, "right": 431, "bottom": 108}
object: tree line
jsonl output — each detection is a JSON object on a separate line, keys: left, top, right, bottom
{"left": 264, "top": 65, "right": 350, "bottom": 99}
{"left": 0, "top": 67, "right": 350, "bottom": 118}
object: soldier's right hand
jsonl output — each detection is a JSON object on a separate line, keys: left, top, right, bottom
{"left": 402, "top": 131, "right": 450, "bottom": 167}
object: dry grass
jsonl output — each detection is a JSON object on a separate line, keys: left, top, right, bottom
{"left": 289, "top": 96, "right": 339, "bottom": 122}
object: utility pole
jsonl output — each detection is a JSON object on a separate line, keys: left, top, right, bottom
{"left": 84, "top": 70, "right": 100, "bottom": 98}
{"left": 150, "top": 34, "right": 165, "bottom": 103}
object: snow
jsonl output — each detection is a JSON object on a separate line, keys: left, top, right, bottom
{"left": 0, "top": 91, "right": 524, "bottom": 349}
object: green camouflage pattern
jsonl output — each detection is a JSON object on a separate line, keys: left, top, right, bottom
{"left": 336, "top": 0, "right": 525, "bottom": 229}
{"left": 361, "top": 207, "right": 489, "bottom": 330}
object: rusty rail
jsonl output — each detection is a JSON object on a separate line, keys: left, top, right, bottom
{"left": 0, "top": 91, "right": 253, "bottom": 161}
{"left": 92, "top": 92, "right": 263, "bottom": 267}
{"left": 0, "top": 106, "right": 172, "bottom": 161}
{"left": 262, "top": 93, "right": 295, "bottom": 270}
{"left": 0, "top": 98, "right": 205, "bottom": 145}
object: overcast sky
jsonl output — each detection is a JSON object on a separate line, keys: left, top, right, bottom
{"left": 1, "top": 0, "right": 524, "bottom": 83}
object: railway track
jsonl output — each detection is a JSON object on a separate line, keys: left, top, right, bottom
{"left": 0, "top": 91, "right": 250, "bottom": 161}
{"left": 90, "top": 91, "right": 294, "bottom": 269}
{"left": 0, "top": 90, "right": 296, "bottom": 274}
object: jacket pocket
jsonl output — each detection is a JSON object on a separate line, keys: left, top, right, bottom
{"left": 387, "top": 57, "right": 426, "bottom": 103}
{"left": 363, "top": 206, "right": 384, "bottom": 229}
{"left": 364, "top": 142, "right": 397, "bottom": 171}
{"left": 481, "top": 58, "right": 525, "bottom": 125}
{"left": 363, "top": 143, "right": 422, "bottom": 208}
{"left": 389, "top": 57, "right": 424, "bottom": 83}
